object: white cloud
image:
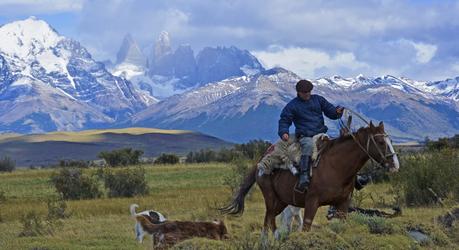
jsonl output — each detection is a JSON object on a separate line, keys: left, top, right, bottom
{"left": 0, "top": 0, "right": 84, "bottom": 15}
{"left": 252, "top": 46, "right": 369, "bottom": 79}
{"left": 410, "top": 41, "right": 437, "bottom": 64}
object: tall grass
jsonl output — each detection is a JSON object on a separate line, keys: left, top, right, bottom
{"left": 0, "top": 163, "right": 457, "bottom": 249}
{"left": 392, "top": 149, "right": 459, "bottom": 206}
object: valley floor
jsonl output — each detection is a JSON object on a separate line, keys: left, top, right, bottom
{"left": 0, "top": 164, "right": 457, "bottom": 249}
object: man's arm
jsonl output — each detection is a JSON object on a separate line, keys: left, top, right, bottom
{"left": 319, "top": 96, "right": 343, "bottom": 120}
{"left": 278, "top": 103, "right": 294, "bottom": 139}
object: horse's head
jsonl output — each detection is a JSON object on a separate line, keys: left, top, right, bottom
{"left": 364, "top": 121, "right": 400, "bottom": 172}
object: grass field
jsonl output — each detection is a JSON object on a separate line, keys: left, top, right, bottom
{"left": 0, "top": 163, "right": 457, "bottom": 249}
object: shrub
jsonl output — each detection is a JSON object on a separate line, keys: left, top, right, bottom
{"left": 58, "top": 159, "right": 90, "bottom": 168}
{"left": 47, "top": 195, "right": 70, "bottom": 220}
{"left": 103, "top": 167, "right": 149, "bottom": 197}
{"left": 359, "top": 161, "right": 388, "bottom": 183}
{"left": 19, "top": 211, "right": 50, "bottom": 237}
{"left": 185, "top": 140, "right": 271, "bottom": 164}
{"left": 0, "top": 156, "right": 15, "bottom": 172}
{"left": 350, "top": 213, "right": 394, "bottom": 234}
{"left": 222, "top": 158, "right": 251, "bottom": 193}
{"left": 50, "top": 168, "right": 102, "bottom": 200}
{"left": 392, "top": 149, "right": 459, "bottom": 206}
{"left": 0, "top": 189, "right": 6, "bottom": 203}
{"left": 234, "top": 139, "right": 272, "bottom": 160}
{"left": 98, "top": 148, "right": 144, "bottom": 167}
{"left": 154, "top": 153, "right": 180, "bottom": 164}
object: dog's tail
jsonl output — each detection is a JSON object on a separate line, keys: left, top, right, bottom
{"left": 130, "top": 204, "right": 139, "bottom": 217}
{"left": 219, "top": 164, "right": 257, "bottom": 215}
{"left": 136, "top": 215, "right": 157, "bottom": 234}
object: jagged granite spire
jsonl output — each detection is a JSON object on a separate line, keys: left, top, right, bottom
{"left": 116, "top": 34, "right": 146, "bottom": 66}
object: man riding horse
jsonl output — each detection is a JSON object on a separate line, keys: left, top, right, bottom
{"left": 278, "top": 79, "right": 344, "bottom": 192}
{"left": 220, "top": 79, "right": 400, "bottom": 236}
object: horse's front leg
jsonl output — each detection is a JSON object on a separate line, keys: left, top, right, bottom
{"left": 302, "top": 196, "right": 319, "bottom": 231}
{"left": 335, "top": 195, "right": 352, "bottom": 219}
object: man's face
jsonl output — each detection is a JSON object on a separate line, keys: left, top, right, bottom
{"left": 298, "top": 91, "right": 311, "bottom": 101}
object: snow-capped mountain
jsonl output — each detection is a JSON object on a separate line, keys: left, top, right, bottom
{"left": 132, "top": 68, "right": 459, "bottom": 142}
{"left": 0, "top": 17, "right": 149, "bottom": 133}
{"left": 111, "top": 32, "right": 265, "bottom": 99}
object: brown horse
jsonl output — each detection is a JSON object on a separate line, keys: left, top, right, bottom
{"left": 220, "top": 121, "right": 400, "bottom": 235}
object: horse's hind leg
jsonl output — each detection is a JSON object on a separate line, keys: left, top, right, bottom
{"left": 262, "top": 194, "right": 287, "bottom": 232}
{"left": 259, "top": 178, "right": 287, "bottom": 237}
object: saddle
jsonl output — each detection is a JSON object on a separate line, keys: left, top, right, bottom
{"left": 257, "top": 134, "right": 330, "bottom": 177}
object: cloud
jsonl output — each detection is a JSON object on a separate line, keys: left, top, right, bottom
{"left": 410, "top": 41, "right": 437, "bottom": 64}
{"left": 0, "top": 0, "right": 84, "bottom": 16}
{"left": 253, "top": 46, "right": 369, "bottom": 79}
{"left": 3, "top": 0, "right": 458, "bottom": 80}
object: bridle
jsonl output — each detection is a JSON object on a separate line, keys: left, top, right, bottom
{"left": 339, "top": 108, "right": 396, "bottom": 167}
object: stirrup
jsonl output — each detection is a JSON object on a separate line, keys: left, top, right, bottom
{"left": 294, "top": 180, "right": 309, "bottom": 193}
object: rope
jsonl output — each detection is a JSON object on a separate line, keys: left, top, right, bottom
{"left": 337, "top": 107, "right": 392, "bottom": 168}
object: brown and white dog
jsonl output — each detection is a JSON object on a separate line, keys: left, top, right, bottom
{"left": 130, "top": 204, "right": 167, "bottom": 243}
{"left": 135, "top": 215, "right": 228, "bottom": 248}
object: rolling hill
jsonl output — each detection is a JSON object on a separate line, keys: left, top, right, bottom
{"left": 0, "top": 127, "right": 232, "bottom": 167}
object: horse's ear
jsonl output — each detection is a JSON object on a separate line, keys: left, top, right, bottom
{"left": 369, "top": 121, "right": 374, "bottom": 128}
{"left": 378, "top": 121, "right": 384, "bottom": 129}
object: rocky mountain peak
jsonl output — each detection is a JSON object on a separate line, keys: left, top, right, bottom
{"left": 154, "top": 31, "right": 172, "bottom": 60}
{"left": 116, "top": 33, "right": 145, "bottom": 66}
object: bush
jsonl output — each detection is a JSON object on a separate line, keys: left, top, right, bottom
{"left": 392, "top": 149, "right": 459, "bottom": 206}
{"left": 154, "top": 153, "right": 180, "bottom": 164}
{"left": 350, "top": 213, "right": 395, "bottom": 234}
{"left": 103, "top": 167, "right": 149, "bottom": 197}
{"left": 50, "top": 168, "right": 102, "bottom": 200}
{"left": 47, "top": 195, "right": 70, "bottom": 220}
{"left": 0, "top": 189, "right": 6, "bottom": 203}
{"left": 0, "top": 156, "right": 15, "bottom": 172}
{"left": 234, "top": 139, "right": 272, "bottom": 161}
{"left": 222, "top": 158, "right": 251, "bottom": 193}
{"left": 98, "top": 148, "right": 143, "bottom": 167}
{"left": 185, "top": 140, "right": 271, "bottom": 164}
{"left": 58, "top": 159, "right": 90, "bottom": 168}
{"left": 19, "top": 211, "right": 51, "bottom": 237}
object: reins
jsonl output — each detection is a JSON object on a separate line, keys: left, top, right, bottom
{"left": 338, "top": 108, "right": 394, "bottom": 167}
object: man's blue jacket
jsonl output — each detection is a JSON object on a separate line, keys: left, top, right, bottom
{"left": 278, "top": 95, "right": 342, "bottom": 138}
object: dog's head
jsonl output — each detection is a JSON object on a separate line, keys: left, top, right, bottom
{"left": 130, "top": 204, "right": 167, "bottom": 224}
{"left": 130, "top": 203, "right": 168, "bottom": 243}
{"left": 146, "top": 210, "right": 167, "bottom": 224}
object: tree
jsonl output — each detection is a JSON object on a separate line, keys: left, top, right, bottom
{"left": 98, "top": 148, "right": 144, "bottom": 167}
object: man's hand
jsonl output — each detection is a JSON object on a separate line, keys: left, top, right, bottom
{"left": 336, "top": 106, "right": 344, "bottom": 114}
{"left": 281, "top": 133, "right": 289, "bottom": 141}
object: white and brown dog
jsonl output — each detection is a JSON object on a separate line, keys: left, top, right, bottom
{"left": 130, "top": 204, "right": 167, "bottom": 243}
{"left": 135, "top": 215, "right": 228, "bottom": 249}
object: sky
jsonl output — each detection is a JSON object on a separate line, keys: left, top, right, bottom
{"left": 1, "top": 0, "right": 459, "bottom": 81}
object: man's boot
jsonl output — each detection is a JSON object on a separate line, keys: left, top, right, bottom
{"left": 295, "top": 155, "right": 310, "bottom": 192}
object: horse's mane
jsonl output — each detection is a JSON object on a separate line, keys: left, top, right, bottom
{"left": 321, "top": 126, "right": 369, "bottom": 155}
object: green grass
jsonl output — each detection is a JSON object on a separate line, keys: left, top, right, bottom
{"left": 0, "top": 163, "right": 457, "bottom": 249}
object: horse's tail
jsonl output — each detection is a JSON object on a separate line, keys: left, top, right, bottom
{"left": 219, "top": 164, "right": 257, "bottom": 215}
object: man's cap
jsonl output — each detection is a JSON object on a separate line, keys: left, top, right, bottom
{"left": 296, "top": 80, "right": 313, "bottom": 92}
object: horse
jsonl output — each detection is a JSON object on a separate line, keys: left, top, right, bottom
{"left": 220, "top": 121, "right": 400, "bottom": 235}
